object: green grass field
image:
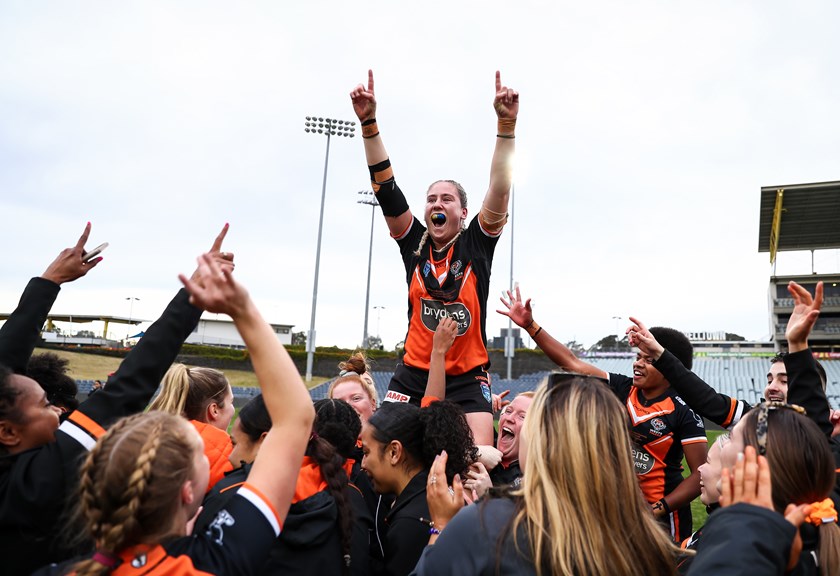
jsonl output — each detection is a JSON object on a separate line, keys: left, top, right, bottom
{"left": 35, "top": 347, "right": 329, "bottom": 390}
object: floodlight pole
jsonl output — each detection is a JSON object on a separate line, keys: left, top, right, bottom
{"left": 358, "top": 191, "right": 379, "bottom": 348}
{"left": 304, "top": 116, "right": 355, "bottom": 381}
{"left": 506, "top": 184, "right": 515, "bottom": 380}
{"left": 125, "top": 297, "right": 139, "bottom": 341}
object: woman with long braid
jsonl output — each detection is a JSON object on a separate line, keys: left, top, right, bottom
{"left": 349, "top": 70, "right": 518, "bottom": 445}
{"left": 0, "top": 226, "right": 228, "bottom": 576}
{"left": 195, "top": 397, "right": 372, "bottom": 576}
{"left": 38, "top": 252, "right": 315, "bottom": 575}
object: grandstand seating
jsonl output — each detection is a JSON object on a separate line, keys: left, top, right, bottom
{"left": 74, "top": 357, "right": 840, "bottom": 414}
{"left": 305, "top": 357, "right": 840, "bottom": 412}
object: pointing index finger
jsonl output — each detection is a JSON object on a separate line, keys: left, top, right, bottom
{"left": 210, "top": 223, "right": 229, "bottom": 253}
{"left": 628, "top": 316, "right": 648, "bottom": 332}
{"left": 368, "top": 69, "right": 375, "bottom": 93}
{"left": 495, "top": 70, "right": 501, "bottom": 93}
{"left": 76, "top": 222, "right": 91, "bottom": 250}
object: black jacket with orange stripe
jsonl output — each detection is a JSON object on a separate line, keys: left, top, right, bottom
{"left": 0, "top": 282, "right": 201, "bottom": 576}
{"left": 196, "top": 459, "right": 374, "bottom": 576}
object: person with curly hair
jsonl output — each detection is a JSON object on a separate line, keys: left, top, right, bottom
{"left": 194, "top": 397, "right": 372, "bottom": 576}
{"left": 360, "top": 400, "right": 477, "bottom": 576}
{"left": 498, "top": 286, "right": 707, "bottom": 543}
{"left": 26, "top": 352, "right": 80, "bottom": 416}
{"left": 0, "top": 225, "right": 229, "bottom": 576}
{"left": 415, "top": 374, "right": 683, "bottom": 576}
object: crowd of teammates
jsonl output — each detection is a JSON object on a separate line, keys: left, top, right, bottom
{"left": 0, "top": 69, "right": 838, "bottom": 575}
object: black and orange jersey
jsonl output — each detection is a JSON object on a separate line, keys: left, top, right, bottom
{"left": 37, "top": 485, "right": 282, "bottom": 576}
{"left": 395, "top": 215, "right": 500, "bottom": 376}
{"left": 1, "top": 288, "right": 202, "bottom": 576}
{"left": 609, "top": 374, "right": 707, "bottom": 503}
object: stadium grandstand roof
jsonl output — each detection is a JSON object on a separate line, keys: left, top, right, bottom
{"left": 0, "top": 313, "right": 144, "bottom": 325}
{"left": 758, "top": 180, "right": 840, "bottom": 258}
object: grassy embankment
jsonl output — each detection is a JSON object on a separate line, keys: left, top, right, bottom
{"left": 34, "top": 347, "right": 329, "bottom": 389}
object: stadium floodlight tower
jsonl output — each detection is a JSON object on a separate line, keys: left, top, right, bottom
{"left": 357, "top": 190, "right": 379, "bottom": 349}
{"left": 303, "top": 116, "right": 355, "bottom": 381}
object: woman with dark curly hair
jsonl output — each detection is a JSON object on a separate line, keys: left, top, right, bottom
{"left": 414, "top": 374, "right": 682, "bottom": 576}
{"left": 361, "top": 400, "right": 477, "bottom": 576}
{"left": 195, "top": 397, "right": 372, "bottom": 576}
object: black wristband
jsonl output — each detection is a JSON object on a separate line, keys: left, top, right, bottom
{"left": 361, "top": 118, "right": 377, "bottom": 126}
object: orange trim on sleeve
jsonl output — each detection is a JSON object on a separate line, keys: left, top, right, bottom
{"left": 681, "top": 437, "right": 710, "bottom": 445}
{"left": 722, "top": 398, "right": 738, "bottom": 428}
{"left": 421, "top": 396, "right": 440, "bottom": 408}
{"left": 391, "top": 218, "right": 413, "bottom": 239}
{"left": 68, "top": 411, "right": 107, "bottom": 439}
{"left": 219, "top": 481, "right": 246, "bottom": 494}
{"left": 242, "top": 482, "right": 282, "bottom": 527}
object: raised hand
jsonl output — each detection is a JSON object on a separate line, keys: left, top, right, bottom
{"left": 785, "top": 281, "right": 823, "bottom": 351}
{"left": 433, "top": 316, "right": 458, "bottom": 356}
{"left": 493, "top": 71, "right": 519, "bottom": 120}
{"left": 830, "top": 409, "right": 840, "bottom": 438}
{"left": 720, "top": 445, "right": 810, "bottom": 571}
{"left": 497, "top": 285, "right": 533, "bottom": 329}
{"left": 179, "top": 253, "right": 249, "bottom": 319}
{"left": 426, "top": 451, "right": 464, "bottom": 534}
{"left": 350, "top": 69, "right": 377, "bottom": 122}
{"left": 492, "top": 389, "right": 510, "bottom": 413}
{"left": 41, "top": 222, "right": 103, "bottom": 284}
{"left": 462, "top": 461, "right": 492, "bottom": 500}
{"left": 475, "top": 444, "right": 503, "bottom": 470}
{"left": 626, "top": 317, "right": 664, "bottom": 361}
{"left": 189, "top": 224, "right": 235, "bottom": 288}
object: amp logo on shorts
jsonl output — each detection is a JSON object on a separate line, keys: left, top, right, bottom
{"left": 420, "top": 298, "right": 471, "bottom": 335}
{"left": 384, "top": 390, "right": 411, "bottom": 403}
{"left": 632, "top": 445, "right": 655, "bottom": 475}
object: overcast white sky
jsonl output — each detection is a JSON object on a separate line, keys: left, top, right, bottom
{"left": 2, "top": 1, "right": 839, "bottom": 351}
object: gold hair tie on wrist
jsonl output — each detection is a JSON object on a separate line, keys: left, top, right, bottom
{"left": 497, "top": 117, "right": 517, "bottom": 137}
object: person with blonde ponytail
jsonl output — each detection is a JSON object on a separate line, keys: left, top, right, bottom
{"left": 149, "top": 363, "right": 235, "bottom": 491}
{"left": 349, "top": 70, "right": 519, "bottom": 446}
{"left": 414, "top": 373, "right": 682, "bottom": 576}
{"left": 37, "top": 252, "right": 315, "bottom": 576}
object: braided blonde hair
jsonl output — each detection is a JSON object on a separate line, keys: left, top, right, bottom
{"left": 414, "top": 179, "right": 468, "bottom": 257}
{"left": 72, "top": 412, "right": 197, "bottom": 576}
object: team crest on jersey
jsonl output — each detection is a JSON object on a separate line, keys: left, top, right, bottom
{"left": 423, "top": 262, "right": 431, "bottom": 277}
{"left": 650, "top": 418, "right": 666, "bottom": 436}
{"left": 450, "top": 260, "right": 463, "bottom": 279}
{"left": 207, "top": 509, "right": 235, "bottom": 545}
{"left": 420, "top": 298, "right": 471, "bottom": 334}
{"left": 480, "top": 383, "right": 492, "bottom": 404}
{"left": 632, "top": 445, "right": 655, "bottom": 475}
